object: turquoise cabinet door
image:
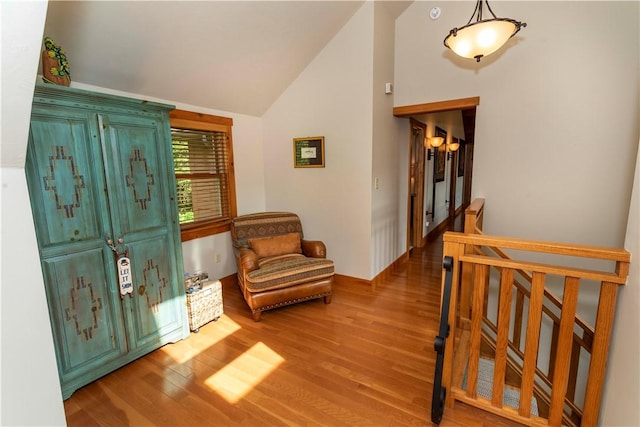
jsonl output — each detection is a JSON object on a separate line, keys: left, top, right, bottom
{"left": 126, "top": 236, "right": 184, "bottom": 348}
{"left": 42, "top": 250, "right": 128, "bottom": 394}
{"left": 99, "top": 113, "right": 186, "bottom": 351}
{"left": 99, "top": 113, "right": 172, "bottom": 232}
{"left": 27, "top": 108, "right": 105, "bottom": 248}
{"left": 26, "top": 107, "right": 128, "bottom": 397}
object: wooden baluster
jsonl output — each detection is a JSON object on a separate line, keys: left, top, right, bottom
{"left": 548, "top": 277, "right": 580, "bottom": 426}
{"left": 513, "top": 290, "right": 525, "bottom": 350}
{"left": 468, "top": 263, "right": 488, "bottom": 399}
{"left": 548, "top": 321, "right": 559, "bottom": 382}
{"left": 459, "top": 260, "right": 473, "bottom": 321}
{"left": 582, "top": 282, "right": 619, "bottom": 426}
{"left": 492, "top": 268, "right": 514, "bottom": 408}
{"left": 519, "top": 272, "right": 545, "bottom": 418}
{"left": 483, "top": 281, "right": 490, "bottom": 318}
{"left": 567, "top": 337, "right": 583, "bottom": 426}
{"left": 566, "top": 339, "right": 581, "bottom": 403}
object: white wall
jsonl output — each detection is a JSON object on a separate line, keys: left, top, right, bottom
{"left": 0, "top": 1, "right": 67, "bottom": 425}
{"left": 371, "top": 2, "right": 405, "bottom": 277}
{"left": 395, "top": 1, "right": 639, "bottom": 247}
{"left": 262, "top": 3, "right": 374, "bottom": 279}
{"left": 601, "top": 141, "right": 640, "bottom": 426}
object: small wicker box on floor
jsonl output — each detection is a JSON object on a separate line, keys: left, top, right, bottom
{"left": 186, "top": 280, "right": 223, "bottom": 332}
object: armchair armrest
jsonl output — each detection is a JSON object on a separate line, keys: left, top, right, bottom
{"left": 301, "top": 239, "right": 327, "bottom": 258}
{"left": 237, "top": 247, "right": 259, "bottom": 273}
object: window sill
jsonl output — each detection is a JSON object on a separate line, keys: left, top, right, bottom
{"left": 180, "top": 219, "right": 231, "bottom": 242}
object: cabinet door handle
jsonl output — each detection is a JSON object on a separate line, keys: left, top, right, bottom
{"left": 105, "top": 235, "right": 117, "bottom": 252}
{"left": 105, "top": 235, "right": 125, "bottom": 253}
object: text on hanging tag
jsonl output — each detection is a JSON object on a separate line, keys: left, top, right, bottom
{"left": 117, "top": 256, "right": 133, "bottom": 297}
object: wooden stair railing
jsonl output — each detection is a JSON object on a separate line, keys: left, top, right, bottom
{"left": 462, "top": 200, "right": 614, "bottom": 425}
{"left": 437, "top": 199, "right": 630, "bottom": 426}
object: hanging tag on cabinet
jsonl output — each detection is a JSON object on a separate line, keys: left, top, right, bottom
{"left": 117, "top": 255, "right": 133, "bottom": 297}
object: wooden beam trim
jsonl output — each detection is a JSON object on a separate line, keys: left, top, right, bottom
{"left": 393, "top": 97, "right": 480, "bottom": 117}
{"left": 170, "top": 109, "right": 233, "bottom": 126}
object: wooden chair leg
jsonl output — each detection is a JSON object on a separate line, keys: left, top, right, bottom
{"left": 252, "top": 310, "right": 262, "bottom": 322}
{"left": 324, "top": 294, "right": 332, "bottom": 304}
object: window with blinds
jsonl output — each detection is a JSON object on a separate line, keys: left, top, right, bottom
{"left": 170, "top": 110, "right": 236, "bottom": 241}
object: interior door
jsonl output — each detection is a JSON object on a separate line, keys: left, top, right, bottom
{"left": 409, "top": 119, "right": 426, "bottom": 249}
{"left": 26, "top": 108, "right": 128, "bottom": 387}
{"left": 100, "top": 113, "right": 185, "bottom": 351}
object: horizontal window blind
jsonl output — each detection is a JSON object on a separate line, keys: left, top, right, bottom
{"left": 171, "top": 128, "right": 230, "bottom": 225}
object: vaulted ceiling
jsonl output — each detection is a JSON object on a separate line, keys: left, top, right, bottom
{"left": 43, "top": 1, "right": 410, "bottom": 117}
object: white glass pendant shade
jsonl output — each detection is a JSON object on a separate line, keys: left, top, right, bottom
{"left": 429, "top": 136, "right": 445, "bottom": 148}
{"left": 443, "top": 0, "right": 526, "bottom": 62}
{"left": 445, "top": 20, "right": 517, "bottom": 61}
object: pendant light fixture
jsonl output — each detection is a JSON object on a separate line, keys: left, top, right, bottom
{"left": 444, "top": 0, "right": 526, "bottom": 62}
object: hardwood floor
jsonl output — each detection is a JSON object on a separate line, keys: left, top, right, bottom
{"left": 64, "top": 219, "right": 522, "bottom": 426}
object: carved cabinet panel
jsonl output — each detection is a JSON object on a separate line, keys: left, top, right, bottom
{"left": 26, "top": 84, "right": 188, "bottom": 399}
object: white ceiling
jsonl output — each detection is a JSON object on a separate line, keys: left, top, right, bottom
{"left": 43, "top": 1, "right": 410, "bottom": 117}
{"left": 414, "top": 110, "right": 464, "bottom": 137}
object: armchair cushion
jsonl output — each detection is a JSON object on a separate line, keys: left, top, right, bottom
{"left": 247, "top": 255, "right": 334, "bottom": 292}
{"left": 249, "top": 232, "right": 302, "bottom": 258}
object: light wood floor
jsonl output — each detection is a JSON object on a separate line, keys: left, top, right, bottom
{"left": 64, "top": 223, "right": 522, "bottom": 426}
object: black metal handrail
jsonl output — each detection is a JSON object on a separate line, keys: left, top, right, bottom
{"left": 431, "top": 256, "right": 454, "bottom": 424}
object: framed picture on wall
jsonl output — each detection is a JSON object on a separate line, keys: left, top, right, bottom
{"left": 434, "top": 127, "right": 446, "bottom": 182}
{"left": 293, "top": 137, "right": 325, "bottom": 168}
{"left": 458, "top": 139, "right": 466, "bottom": 177}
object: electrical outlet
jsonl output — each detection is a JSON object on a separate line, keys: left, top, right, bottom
{"left": 215, "top": 253, "right": 221, "bottom": 263}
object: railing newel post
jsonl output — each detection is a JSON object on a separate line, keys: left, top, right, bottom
{"left": 460, "top": 200, "right": 482, "bottom": 322}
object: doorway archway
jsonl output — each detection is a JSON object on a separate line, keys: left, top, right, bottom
{"left": 394, "top": 96, "right": 479, "bottom": 253}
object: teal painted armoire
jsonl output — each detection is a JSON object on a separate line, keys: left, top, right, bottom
{"left": 25, "top": 84, "right": 189, "bottom": 399}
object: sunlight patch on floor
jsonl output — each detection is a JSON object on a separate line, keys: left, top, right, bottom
{"left": 161, "top": 315, "right": 241, "bottom": 364}
{"left": 205, "top": 341, "right": 285, "bottom": 403}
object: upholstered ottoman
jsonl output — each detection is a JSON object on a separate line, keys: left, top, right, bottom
{"left": 185, "top": 279, "right": 223, "bottom": 332}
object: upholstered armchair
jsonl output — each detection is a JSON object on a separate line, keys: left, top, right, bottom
{"left": 230, "top": 212, "right": 334, "bottom": 321}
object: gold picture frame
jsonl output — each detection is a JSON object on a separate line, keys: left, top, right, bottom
{"left": 293, "top": 137, "right": 325, "bottom": 168}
